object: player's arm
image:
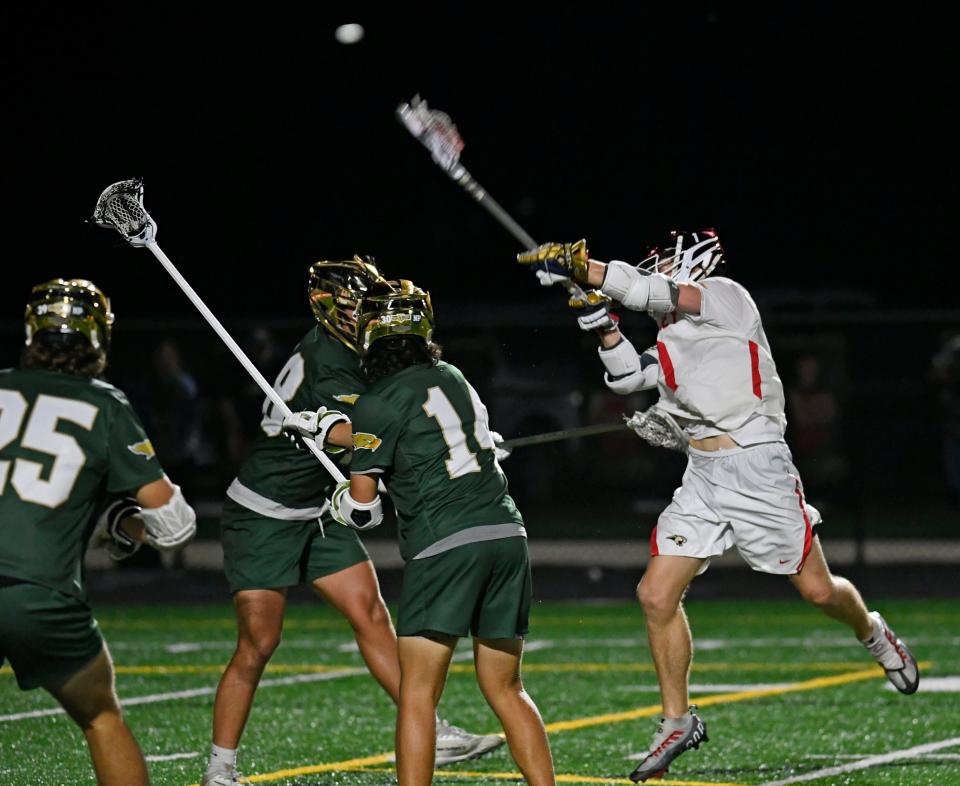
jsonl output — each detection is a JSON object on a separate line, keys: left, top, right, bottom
{"left": 518, "top": 240, "right": 701, "bottom": 315}
{"left": 134, "top": 476, "right": 197, "bottom": 551}
{"left": 281, "top": 407, "right": 351, "bottom": 451}
{"left": 93, "top": 476, "right": 196, "bottom": 558}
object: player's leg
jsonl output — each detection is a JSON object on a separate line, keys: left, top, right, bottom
{"left": 636, "top": 554, "right": 704, "bottom": 717}
{"left": 790, "top": 537, "right": 872, "bottom": 637}
{"left": 790, "top": 537, "right": 919, "bottom": 693}
{"left": 205, "top": 588, "right": 286, "bottom": 784}
{"left": 0, "top": 582, "right": 145, "bottom": 786}
{"left": 396, "top": 634, "right": 457, "bottom": 786}
{"left": 630, "top": 553, "right": 709, "bottom": 782}
{"left": 312, "top": 558, "right": 400, "bottom": 701}
{"left": 48, "top": 645, "right": 150, "bottom": 786}
{"left": 474, "top": 637, "right": 555, "bottom": 786}
{"left": 207, "top": 502, "right": 311, "bottom": 783}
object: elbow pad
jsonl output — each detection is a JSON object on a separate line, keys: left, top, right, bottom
{"left": 599, "top": 338, "right": 659, "bottom": 394}
{"left": 139, "top": 484, "right": 197, "bottom": 552}
{"left": 331, "top": 482, "right": 384, "bottom": 531}
{"left": 601, "top": 261, "right": 678, "bottom": 314}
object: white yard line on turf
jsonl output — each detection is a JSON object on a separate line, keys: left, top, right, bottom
{"left": 0, "top": 668, "right": 365, "bottom": 723}
{"left": 145, "top": 752, "right": 200, "bottom": 762}
{"left": 757, "top": 736, "right": 960, "bottom": 785}
{"left": 0, "top": 640, "right": 552, "bottom": 724}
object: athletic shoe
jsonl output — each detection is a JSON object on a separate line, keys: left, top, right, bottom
{"left": 862, "top": 611, "right": 920, "bottom": 694}
{"left": 435, "top": 717, "right": 505, "bottom": 765}
{"left": 629, "top": 708, "right": 708, "bottom": 782}
{"left": 202, "top": 767, "right": 247, "bottom": 786}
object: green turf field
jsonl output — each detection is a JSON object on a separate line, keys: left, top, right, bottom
{"left": 2, "top": 599, "right": 958, "bottom": 786}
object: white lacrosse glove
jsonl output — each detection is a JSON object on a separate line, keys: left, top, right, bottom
{"left": 281, "top": 407, "right": 350, "bottom": 452}
{"left": 624, "top": 405, "right": 689, "bottom": 453}
{"left": 329, "top": 480, "right": 384, "bottom": 531}
{"left": 91, "top": 498, "right": 143, "bottom": 561}
{"left": 139, "top": 484, "right": 197, "bottom": 551}
{"left": 490, "top": 431, "right": 512, "bottom": 462}
{"left": 535, "top": 269, "right": 573, "bottom": 287}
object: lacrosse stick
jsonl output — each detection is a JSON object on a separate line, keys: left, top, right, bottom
{"left": 91, "top": 178, "right": 347, "bottom": 485}
{"left": 396, "top": 95, "right": 588, "bottom": 301}
{"left": 499, "top": 421, "right": 629, "bottom": 451}
{"left": 624, "top": 406, "right": 689, "bottom": 454}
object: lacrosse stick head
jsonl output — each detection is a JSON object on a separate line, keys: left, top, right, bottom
{"left": 91, "top": 178, "right": 157, "bottom": 247}
{"left": 396, "top": 95, "right": 466, "bottom": 177}
{"left": 637, "top": 229, "right": 723, "bottom": 284}
{"left": 624, "top": 406, "right": 689, "bottom": 453}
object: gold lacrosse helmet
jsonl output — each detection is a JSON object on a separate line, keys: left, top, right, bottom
{"left": 25, "top": 278, "right": 115, "bottom": 351}
{"left": 356, "top": 279, "right": 434, "bottom": 355}
{"left": 308, "top": 256, "right": 387, "bottom": 352}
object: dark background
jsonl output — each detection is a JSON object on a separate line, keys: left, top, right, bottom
{"left": 4, "top": 5, "right": 959, "bottom": 573}
{"left": 4, "top": 4, "right": 956, "bottom": 319}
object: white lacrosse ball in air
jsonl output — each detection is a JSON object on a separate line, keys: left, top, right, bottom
{"left": 334, "top": 23, "right": 365, "bottom": 44}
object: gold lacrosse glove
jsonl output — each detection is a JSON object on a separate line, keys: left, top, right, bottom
{"left": 569, "top": 290, "right": 619, "bottom": 334}
{"left": 517, "top": 239, "right": 590, "bottom": 282}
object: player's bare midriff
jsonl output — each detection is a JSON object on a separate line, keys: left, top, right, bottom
{"left": 688, "top": 434, "right": 739, "bottom": 451}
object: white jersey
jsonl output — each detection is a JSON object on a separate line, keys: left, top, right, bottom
{"left": 651, "top": 277, "right": 786, "bottom": 445}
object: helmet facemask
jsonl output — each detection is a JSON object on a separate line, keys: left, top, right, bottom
{"left": 637, "top": 229, "right": 724, "bottom": 284}
{"left": 308, "top": 256, "right": 386, "bottom": 353}
{"left": 24, "top": 278, "right": 114, "bottom": 352}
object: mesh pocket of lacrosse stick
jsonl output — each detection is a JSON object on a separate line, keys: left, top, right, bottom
{"left": 92, "top": 178, "right": 156, "bottom": 243}
{"left": 624, "top": 407, "right": 689, "bottom": 453}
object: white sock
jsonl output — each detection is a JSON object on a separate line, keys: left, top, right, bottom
{"left": 860, "top": 613, "right": 882, "bottom": 644}
{"left": 661, "top": 714, "right": 692, "bottom": 732}
{"left": 207, "top": 744, "right": 237, "bottom": 770}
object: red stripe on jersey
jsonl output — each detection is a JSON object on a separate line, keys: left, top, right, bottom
{"left": 794, "top": 479, "right": 813, "bottom": 572}
{"left": 749, "top": 340, "right": 762, "bottom": 399}
{"left": 650, "top": 525, "right": 660, "bottom": 557}
{"left": 656, "top": 341, "right": 678, "bottom": 391}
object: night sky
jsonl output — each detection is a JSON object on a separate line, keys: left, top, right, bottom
{"left": 5, "top": 4, "right": 957, "bottom": 326}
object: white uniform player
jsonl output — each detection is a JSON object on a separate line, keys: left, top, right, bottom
{"left": 604, "top": 273, "right": 817, "bottom": 574}
{"left": 518, "top": 229, "right": 919, "bottom": 782}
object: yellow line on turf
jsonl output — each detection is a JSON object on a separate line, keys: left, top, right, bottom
{"left": 351, "top": 766, "right": 747, "bottom": 785}
{"left": 186, "top": 663, "right": 921, "bottom": 786}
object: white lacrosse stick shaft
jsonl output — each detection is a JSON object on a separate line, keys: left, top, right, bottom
{"left": 144, "top": 241, "right": 346, "bottom": 484}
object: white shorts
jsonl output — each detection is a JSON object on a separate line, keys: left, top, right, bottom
{"left": 652, "top": 441, "right": 819, "bottom": 575}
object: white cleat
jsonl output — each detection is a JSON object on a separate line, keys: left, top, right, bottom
{"left": 202, "top": 767, "right": 247, "bottom": 786}
{"left": 435, "top": 718, "right": 505, "bottom": 766}
{"left": 863, "top": 611, "right": 920, "bottom": 695}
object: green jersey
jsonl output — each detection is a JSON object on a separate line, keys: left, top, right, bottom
{"left": 231, "top": 328, "right": 365, "bottom": 514}
{"left": 0, "top": 368, "right": 165, "bottom": 597}
{"left": 350, "top": 361, "right": 523, "bottom": 561}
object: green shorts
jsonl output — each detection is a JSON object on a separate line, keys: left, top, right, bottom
{"left": 397, "top": 536, "right": 531, "bottom": 640}
{"left": 221, "top": 499, "right": 370, "bottom": 592}
{"left": 0, "top": 581, "right": 103, "bottom": 691}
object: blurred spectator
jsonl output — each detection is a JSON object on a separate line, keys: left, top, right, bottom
{"left": 144, "top": 339, "right": 202, "bottom": 496}
{"left": 931, "top": 334, "right": 960, "bottom": 501}
{"left": 787, "top": 354, "right": 846, "bottom": 494}
{"left": 218, "top": 328, "right": 286, "bottom": 465}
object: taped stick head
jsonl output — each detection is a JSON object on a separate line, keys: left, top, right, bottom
{"left": 396, "top": 95, "right": 465, "bottom": 176}
{"left": 92, "top": 178, "right": 157, "bottom": 247}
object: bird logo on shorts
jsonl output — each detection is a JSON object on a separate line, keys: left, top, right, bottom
{"left": 666, "top": 534, "right": 687, "bottom": 546}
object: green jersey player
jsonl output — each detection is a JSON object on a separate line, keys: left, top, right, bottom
{"left": 0, "top": 279, "right": 197, "bottom": 786}
{"left": 286, "top": 280, "right": 556, "bottom": 786}
{"left": 204, "top": 259, "right": 502, "bottom": 786}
